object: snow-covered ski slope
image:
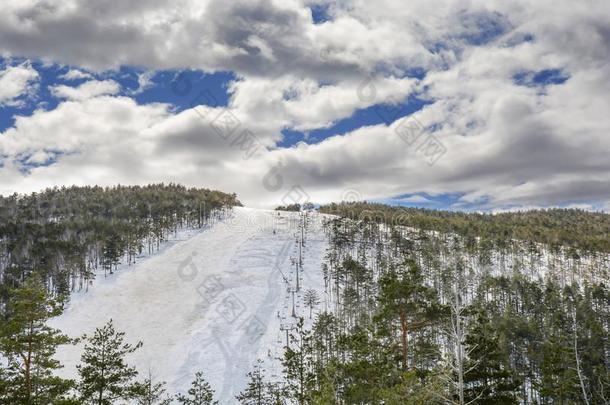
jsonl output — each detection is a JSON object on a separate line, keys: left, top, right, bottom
{"left": 50, "top": 207, "right": 329, "bottom": 403}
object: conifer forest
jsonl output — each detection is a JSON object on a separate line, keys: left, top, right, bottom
{"left": 0, "top": 188, "right": 608, "bottom": 404}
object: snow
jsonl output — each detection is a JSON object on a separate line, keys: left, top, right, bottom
{"left": 50, "top": 207, "right": 329, "bottom": 403}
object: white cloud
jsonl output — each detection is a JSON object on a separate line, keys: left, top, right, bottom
{"left": 59, "top": 68, "right": 93, "bottom": 81}
{"left": 0, "top": 0, "right": 440, "bottom": 78}
{"left": 130, "top": 71, "right": 156, "bottom": 95}
{"left": 0, "top": 61, "right": 39, "bottom": 107}
{"left": 0, "top": 0, "right": 609, "bottom": 209}
{"left": 51, "top": 79, "right": 121, "bottom": 100}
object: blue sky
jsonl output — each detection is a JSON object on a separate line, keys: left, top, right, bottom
{"left": 0, "top": 0, "right": 608, "bottom": 210}
{"left": 278, "top": 95, "right": 429, "bottom": 147}
{"left": 0, "top": 59, "right": 61, "bottom": 132}
{"left": 0, "top": 61, "right": 236, "bottom": 132}
{"left": 0, "top": 56, "right": 429, "bottom": 147}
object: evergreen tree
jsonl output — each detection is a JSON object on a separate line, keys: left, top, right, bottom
{"left": 132, "top": 370, "right": 172, "bottom": 405}
{"left": 236, "top": 360, "right": 267, "bottom": 404}
{"left": 377, "top": 370, "right": 447, "bottom": 405}
{"left": 582, "top": 284, "right": 610, "bottom": 404}
{"left": 0, "top": 361, "right": 12, "bottom": 403}
{"left": 536, "top": 283, "right": 582, "bottom": 403}
{"left": 310, "top": 363, "right": 338, "bottom": 405}
{"left": 303, "top": 289, "right": 320, "bottom": 319}
{"left": 282, "top": 318, "right": 314, "bottom": 405}
{"left": 77, "top": 319, "right": 143, "bottom": 405}
{"left": 175, "top": 371, "right": 218, "bottom": 405}
{"left": 334, "top": 326, "right": 390, "bottom": 403}
{"left": 376, "top": 259, "right": 444, "bottom": 370}
{"left": 0, "top": 274, "right": 74, "bottom": 404}
{"left": 463, "top": 307, "right": 519, "bottom": 404}
{"left": 264, "top": 382, "right": 289, "bottom": 405}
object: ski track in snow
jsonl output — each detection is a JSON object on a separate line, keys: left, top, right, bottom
{"left": 50, "top": 207, "right": 329, "bottom": 404}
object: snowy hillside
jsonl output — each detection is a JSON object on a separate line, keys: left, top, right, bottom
{"left": 50, "top": 207, "right": 329, "bottom": 403}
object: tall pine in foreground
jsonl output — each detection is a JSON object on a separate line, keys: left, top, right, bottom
{"left": 376, "top": 259, "right": 444, "bottom": 370}
{"left": 77, "top": 319, "right": 143, "bottom": 405}
{"left": 0, "top": 275, "right": 74, "bottom": 404}
{"left": 463, "top": 307, "right": 519, "bottom": 404}
{"left": 176, "top": 371, "right": 218, "bottom": 405}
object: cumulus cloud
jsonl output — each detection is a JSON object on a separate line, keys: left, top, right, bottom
{"left": 0, "top": 0, "right": 440, "bottom": 79}
{"left": 51, "top": 79, "right": 120, "bottom": 100}
{"left": 59, "top": 68, "right": 93, "bottom": 81}
{"left": 0, "top": 0, "right": 609, "bottom": 209}
{"left": 0, "top": 61, "right": 39, "bottom": 106}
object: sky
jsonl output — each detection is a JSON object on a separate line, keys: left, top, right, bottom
{"left": 0, "top": 0, "right": 609, "bottom": 211}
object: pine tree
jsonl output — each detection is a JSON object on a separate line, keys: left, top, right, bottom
{"left": 0, "top": 274, "right": 74, "bottom": 404}
{"left": 537, "top": 283, "right": 581, "bottom": 403}
{"left": 77, "top": 319, "right": 143, "bottom": 404}
{"left": 282, "top": 318, "right": 314, "bottom": 405}
{"left": 101, "top": 231, "right": 122, "bottom": 275}
{"left": 236, "top": 360, "right": 266, "bottom": 404}
{"left": 310, "top": 362, "right": 339, "bottom": 405}
{"left": 582, "top": 283, "right": 610, "bottom": 404}
{"left": 175, "top": 371, "right": 218, "bottom": 405}
{"left": 303, "top": 289, "right": 320, "bottom": 319}
{"left": 376, "top": 259, "right": 444, "bottom": 370}
{"left": 264, "top": 381, "right": 288, "bottom": 405}
{"left": 377, "top": 370, "right": 447, "bottom": 405}
{"left": 463, "top": 307, "right": 519, "bottom": 404}
{"left": 132, "top": 370, "right": 172, "bottom": 405}
{"left": 0, "top": 362, "right": 11, "bottom": 403}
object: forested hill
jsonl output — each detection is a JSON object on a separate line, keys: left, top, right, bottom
{"left": 0, "top": 184, "right": 240, "bottom": 307}
{"left": 320, "top": 202, "right": 610, "bottom": 253}
{"left": 277, "top": 204, "right": 610, "bottom": 404}
{"left": 0, "top": 194, "right": 608, "bottom": 403}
